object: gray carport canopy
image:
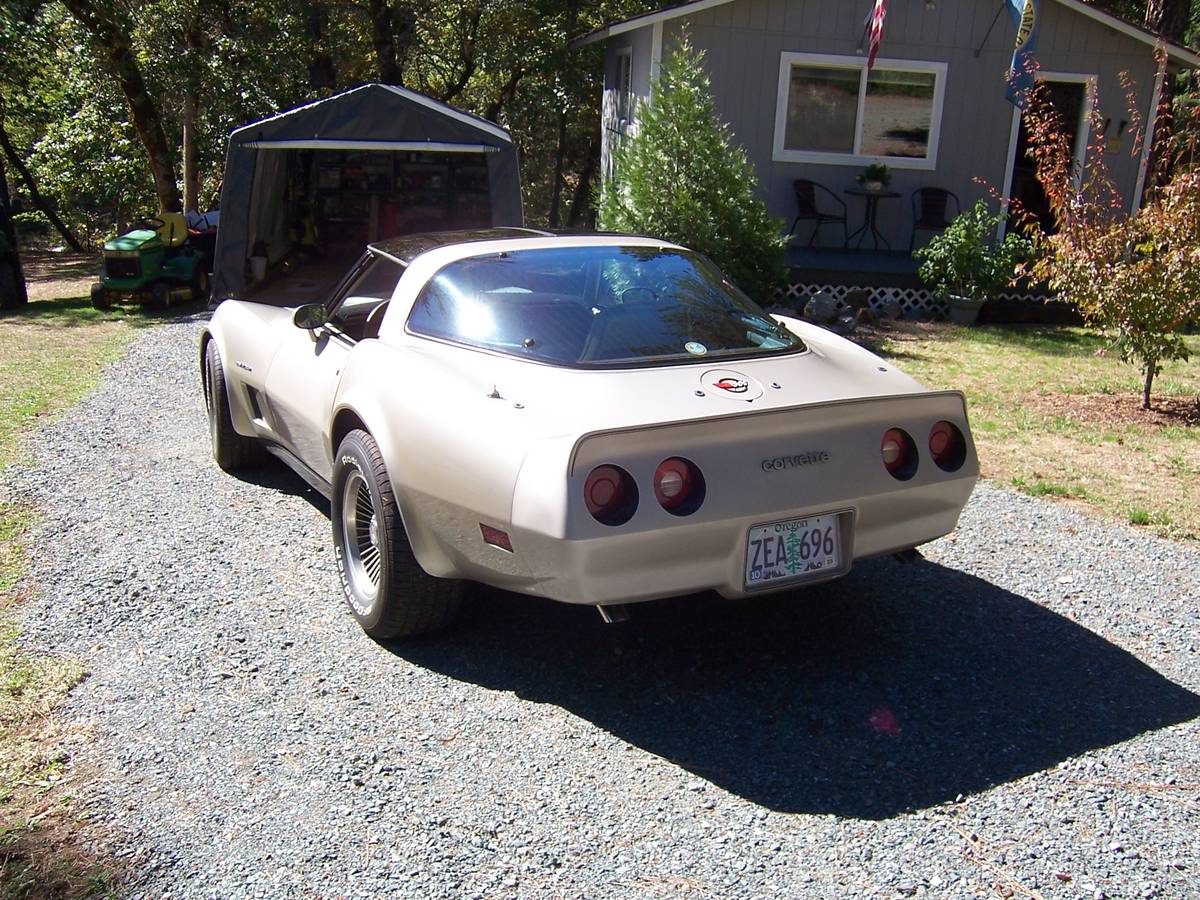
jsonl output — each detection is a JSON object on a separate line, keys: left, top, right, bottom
{"left": 212, "top": 83, "right": 524, "bottom": 301}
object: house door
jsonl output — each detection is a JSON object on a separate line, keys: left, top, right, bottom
{"left": 1005, "top": 78, "right": 1092, "bottom": 234}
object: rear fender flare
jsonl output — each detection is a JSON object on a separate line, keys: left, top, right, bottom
{"left": 329, "top": 391, "right": 457, "bottom": 579}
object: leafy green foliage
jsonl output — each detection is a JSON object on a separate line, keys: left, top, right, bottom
{"left": 1014, "top": 72, "right": 1200, "bottom": 409}
{"left": 1034, "top": 171, "right": 1200, "bottom": 408}
{"left": 915, "top": 201, "right": 1031, "bottom": 302}
{"left": 857, "top": 162, "right": 890, "bottom": 187}
{"left": 598, "top": 39, "right": 785, "bottom": 304}
{"left": 1, "top": 0, "right": 659, "bottom": 242}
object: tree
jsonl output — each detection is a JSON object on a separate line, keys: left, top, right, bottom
{"left": 0, "top": 149, "right": 27, "bottom": 309}
{"left": 0, "top": 116, "right": 85, "bottom": 251}
{"left": 598, "top": 39, "right": 785, "bottom": 303}
{"left": 1021, "top": 83, "right": 1200, "bottom": 408}
{"left": 60, "top": 0, "right": 182, "bottom": 213}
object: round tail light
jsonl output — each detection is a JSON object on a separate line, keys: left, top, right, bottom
{"left": 929, "top": 421, "right": 967, "bottom": 472}
{"left": 584, "top": 465, "right": 638, "bottom": 526}
{"left": 881, "top": 428, "right": 918, "bottom": 481}
{"left": 653, "top": 457, "right": 705, "bottom": 516}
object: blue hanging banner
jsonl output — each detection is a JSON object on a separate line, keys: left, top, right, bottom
{"left": 1006, "top": 0, "right": 1040, "bottom": 108}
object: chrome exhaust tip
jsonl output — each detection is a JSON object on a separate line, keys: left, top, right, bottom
{"left": 596, "top": 604, "right": 630, "bottom": 624}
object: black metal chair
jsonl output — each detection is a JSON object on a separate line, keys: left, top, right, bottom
{"left": 909, "top": 187, "right": 961, "bottom": 251}
{"left": 787, "top": 179, "right": 849, "bottom": 248}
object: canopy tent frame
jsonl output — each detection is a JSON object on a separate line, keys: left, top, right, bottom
{"left": 212, "top": 83, "right": 523, "bottom": 302}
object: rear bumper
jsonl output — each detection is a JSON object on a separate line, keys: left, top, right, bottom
{"left": 405, "top": 390, "right": 980, "bottom": 606}
{"left": 503, "top": 474, "right": 975, "bottom": 605}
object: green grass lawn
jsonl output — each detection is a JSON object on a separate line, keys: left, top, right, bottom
{"left": 0, "top": 291, "right": 146, "bottom": 897}
{"left": 878, "top": 323, "right": 1200, "bottom": 539}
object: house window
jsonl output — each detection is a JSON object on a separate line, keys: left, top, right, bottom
{"left": 773, "top": 52, "right": 947, "bottom": 169}
{"left": 615, "top": 49, "right": 634, "bottom": 126}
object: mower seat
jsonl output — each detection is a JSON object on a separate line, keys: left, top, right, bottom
{"left": 157, "top": 212, "right": 188, "bottom": 249}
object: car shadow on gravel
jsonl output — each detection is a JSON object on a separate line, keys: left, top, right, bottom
{"left": 231, "top": 465, "right": 330, "bottom": 515}
{"left": 389, "top": 557, "right": 1200, "bottom": 821}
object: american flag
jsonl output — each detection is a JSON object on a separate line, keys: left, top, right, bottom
{"left": 866, "top": 0, "right": 888, "bottom": 70}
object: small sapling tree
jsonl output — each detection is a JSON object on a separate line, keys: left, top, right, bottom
{"left": 599, "top": 39, "right": 785, "bottom": 304}
{"left": 1021, "top": 78, "right": 1200, "bottom": 408}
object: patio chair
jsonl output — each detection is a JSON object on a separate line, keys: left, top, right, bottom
{"left": 787, "top": 179, "right": 848, "bottom": 248}
{"left": 909, "top": 187, "right": 961, "bottom": 251}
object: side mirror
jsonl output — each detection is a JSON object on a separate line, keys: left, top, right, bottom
{"left": 293, "top": 303, "right": 329, "bottom": 331}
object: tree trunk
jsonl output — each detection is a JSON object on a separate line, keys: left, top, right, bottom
{"left": 0, "top": 120, "right": 86, "bottom": 252}
{"left": 1145, "top": 0, "right": 1188, "bottom": 41}
{"left": 0, "top": 151, "right": 28, "bottom": 309}
{"left": 305, "top": 2, "right": 337, "bottom": 92}
{"left": 566, "top": 132, "right": 599, "bottom": 228}
{"left": 484, "top": 67, "right": 524, "bottom": 122}
{"left": 547, "top": 0, "right": 580, "bottom": 228}
{"left": 182, "top": 92, "right": 199, "bottom": 213}
{"left": 60, "top": 0, "right": 181, "bottom": 214}
{"left": 368, "top": 0, "right": 401, "bottom": 84}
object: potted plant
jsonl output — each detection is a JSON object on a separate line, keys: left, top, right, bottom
{"left": 857, "top": 163, "right": 891, "bottom": 192}
{"left": 914, "top": 200, "right": 1031, "bottom": 325}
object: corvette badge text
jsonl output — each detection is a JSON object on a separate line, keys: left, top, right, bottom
{"left": 761, "top": 451, "right": 831, "bottom": 472}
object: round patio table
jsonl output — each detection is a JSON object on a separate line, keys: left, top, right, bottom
{"left": 844, "top": 186, "right": 901, "bottom": 252}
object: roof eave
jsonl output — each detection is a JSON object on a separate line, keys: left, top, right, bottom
{"left": 569, "top": 0, "right": 1200, "bottom": 68}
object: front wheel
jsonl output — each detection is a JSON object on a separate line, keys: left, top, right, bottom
{"left": 203, "top": 340, "right": 264, "bottom": 471}
{"left": 150, "top": 281, "right": 170, "bottom": 309}
{"left": 331, "top": 430, "right": 462, "bottom": 639}
{"left": 91, "top": 284, "right": 112, "bottom": 310}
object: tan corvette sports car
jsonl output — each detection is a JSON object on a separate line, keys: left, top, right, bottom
{"left": 201, "top": 229, "right": 978, "bottom": 638}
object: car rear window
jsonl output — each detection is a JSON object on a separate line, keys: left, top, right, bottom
{"left": 405, "top": 245, "right": 804, "bottom": 367}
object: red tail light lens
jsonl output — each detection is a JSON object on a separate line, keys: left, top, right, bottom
{"left": 929, "top": 421, "right": 966, "bottom": 472}
{"left": 584, "top": 465, "right": 638, "bottom": 526}
{"left": 653, "top": 457, "right": 705, "bottom": 515}
{"left": 881, "top": 428, "right": 918, "bottom": 481}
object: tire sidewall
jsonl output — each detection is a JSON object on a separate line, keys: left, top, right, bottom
{"left": 204, "top": 342, "right": 222, "bottom": 454}
{"left": 332, "top": 433, "right": 392, "bottom": 633}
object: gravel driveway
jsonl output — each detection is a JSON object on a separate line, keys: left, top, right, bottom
{"left": 7, "top": 317, "right": 1200, "bottom": 899}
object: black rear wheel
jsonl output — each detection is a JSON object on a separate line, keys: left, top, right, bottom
{"left": 191, "top": 266, "right": 210, "bottom": 304}
{"left": 332, "top": 429, "right": 463, "bottom": 639}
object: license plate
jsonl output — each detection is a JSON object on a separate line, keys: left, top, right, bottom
{"left": 745, "top": 513, "right": 843, "bottom": 588}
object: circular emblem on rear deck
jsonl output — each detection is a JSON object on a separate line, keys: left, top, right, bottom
{"left": 703, "top": 369, "right": 763, "bottom": 402}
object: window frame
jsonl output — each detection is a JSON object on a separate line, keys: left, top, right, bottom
{"left": 615, "top": 47, "right": 634, "bottom": 131}
{"left": 771, "top": 52, "right": 948, "bottom": 170}
{"left": 321, "top": 250, "right": 406, "bottom": 343}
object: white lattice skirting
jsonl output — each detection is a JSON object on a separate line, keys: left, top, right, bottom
{"left": 777, "top": 282, "right": 1044, "bottom": 320}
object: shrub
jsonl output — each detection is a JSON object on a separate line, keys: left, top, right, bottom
{"left": 914, "top": 201, "right": 1031, "bottom": 303}
{"left": 598, "top": 39, "right": 785, "bottom": 304}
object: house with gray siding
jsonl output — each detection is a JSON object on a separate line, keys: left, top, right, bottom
{"left": 575, "top": 0, "right": 1199, "bottom": 309}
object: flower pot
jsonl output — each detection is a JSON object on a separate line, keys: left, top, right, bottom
{"left": 863, "top": 180, "right": 884, "bottom": 191}
{"left": 947, "top": 294, "right": 985, "bottom": 326}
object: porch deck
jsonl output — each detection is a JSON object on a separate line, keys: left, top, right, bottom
{"left": 784, "top": 246, "right": 922, "bottom": 287}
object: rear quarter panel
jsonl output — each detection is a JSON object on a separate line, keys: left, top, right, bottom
{"left": 332, "top": 340, "right": 536, "bottom": 581}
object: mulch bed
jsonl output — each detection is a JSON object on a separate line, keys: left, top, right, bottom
{"left": 1028, "top": 391, "right": 1200, "bottom": 428}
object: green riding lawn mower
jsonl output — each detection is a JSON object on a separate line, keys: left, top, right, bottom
{"left": 91, "top": 211, "right": 216, "bottom": 310}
